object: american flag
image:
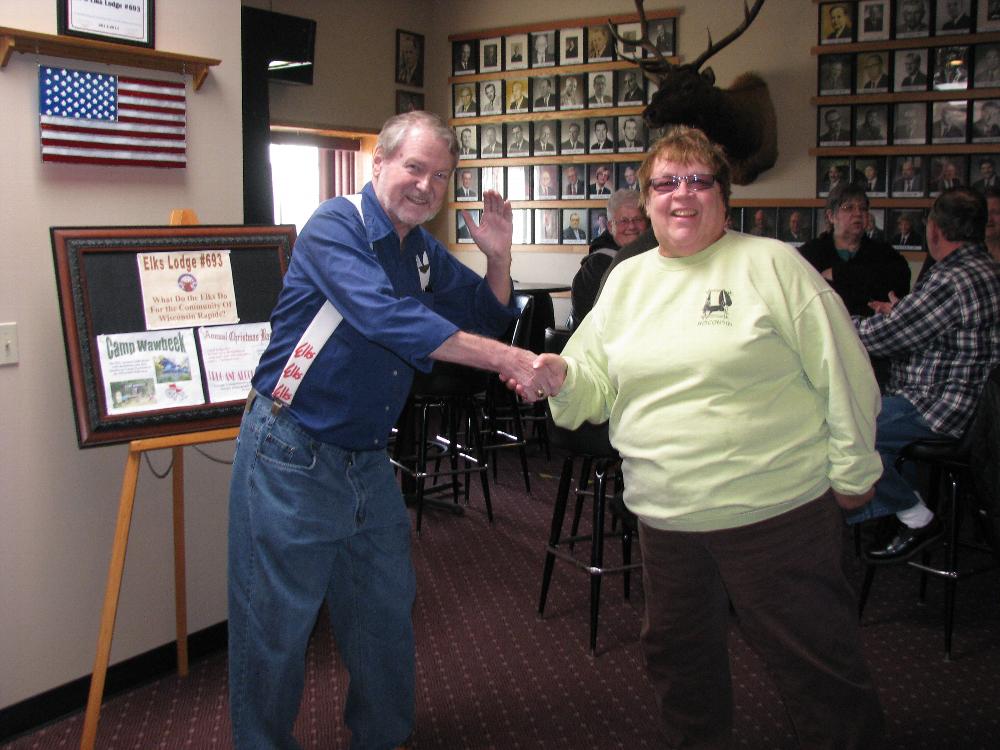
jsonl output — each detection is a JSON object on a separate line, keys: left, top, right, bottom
{"left": 38, "top": 67, "right": 186, "bottom": 168}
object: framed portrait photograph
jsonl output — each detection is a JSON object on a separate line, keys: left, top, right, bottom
{"left": 588, "top": 162, "right": 615, "bottom": 198}
{"left": 559, "top": 74, "right": 586, "bottom": 110}
{"left": 617, "top": 116, "right": 647, "bottom": 152}
{"left": 587, "top": 71, "right": 615, "bottom": 107}
{"left": 892, "top": 101, "right": 928, "bottom": 144}
{"left": 587, "top": 25, "right": 615, "bottom": 62}
{"left": 935, "top": 0, "right": 973, "bottom": 34}
{"left": 479, "top": 37, "right": 502, "bottom": 74}
{"left": 866, "top": 208, "right": 887, "bottom": 243}
{"left": 818, "top": 105, "right": 852, "bottom": 146}
{"left": 745, "top": 207, "right": 778, "bottom": 238}
{"left": 894, "top": 49, "right": 929, "bottom": 92}
{"left": 819, "top": 54, "right": 854, "bottom": 95}
{"left": 895, "top": 0, "right": 931, "bottom": 38}
{"left": 979, "top": 0, "right": 1000, "bottom": 31}
{"left": 853, "top": 155, "right": 889, "bottom": 196}
{"left": 57, "top": 0, "right": 154, "bottom": 47}
{"left": 455, "top": 167, "right": 480, "bottom": 201}
{"left": 505, "top": 33, "right": 528, "bottom": 70}
{"left": 587, "top": 117, "right": 616, "bottom": 154}
{"left": 616, "top": 70, "right": 645, "bottom": 106}
{"left": 931, "top": 100, "right": 969, "bottom": 144}
{"left": 561, "top": 208, "right": 589, "bottom": 244}
{"left": 888, "top": 208, "right": 926, "bottom": 250}
{"left": 616, "top": 161, "right": 642, "bottom": 192}
{"left": 480, "top": 165, "right": 504, "bottom": 195}
{"left": 727, "top": 207, "right": 745, "bottom": 232}
{"left": 559, "top": 28, "right": 584, "bottom": 66}
{"left": 855, "top": 104, "right": 889, "bottom": 145}
{"left": 478, "top": 80, "right": 504, "bottom": 116}
{"left": 857, "top": 0, "right": 891, "bottom": 41}
{"left": 813, "top": 207, "right": 829, "bottom": 236}
{"left": 453, "top": 40, "right": 478, "bottom": 75}
{"left": 511, "top": 209, "right": 532, "bottom": 245}
{"left": 648, "top": 18, "right": 676, "bottom": 56}
{"left": 856, "top": 51, "right": 890, "bottom": 93}
{"left": 971, "top": 154, "right": 1000, "bottom": 189}
{"left": 973, "top": 44, "right": 1000, "bottom": 87}
{"left": 455, "top": 125, "right": 478, "bottom": 159}
{"left": 929, "top": 154, "right": 968, "bottom": 195}
{"left": 505, "top": 123, "right": 532, "bottom": 158}
{"left": 479, "top": 124, "right": 504, "bottom": 158}
{"left": 50, "top": 223, "right": 295, "bottom": 447}
{"left": 532, "top": 122, "right": 558, "bottom": 156}
{"left": 890, "top": 155, "right": 927, "bottom": 197}
{"left": 531, "top": 76, "right": 557, "bottom": 112}
{"left": 561, "top": 163, "right": 587, "bottom": 198}
{"left": 453, "top": 83, "right": 478, "bottom": 118}
{"left": 778, "top": 208, "right": 814, "bottom": 246}
{"left": 971, "top": 99, "right": 1000, "bottom": 142}
{"left": 395, "top": 30, "right": 424, "bottom": 87}
{"left": 456, "top": 210, "right": 479, "bottom": 244}
{"left": 559, "top": 119, "right": 586, "bottom": 155}
{"left": 590, "top": 209, "right": 609, "bottom": 240}
{"left": 395, "top": 90, "right": 424, "bottom": 114}
{"left": 506, "top": 166, "right": 532, "bottom": 200}
{"left": 819, "top": 2, "right": 855, "bottom": 44}
{"left": 817, "top": 157, "right": 851, "bottom": 197}
{"left": 529, "top": 31, "right": 557, "bottom": 68}
{"left": 933, "top": 46, "right": 970, "bottom": 90}
{"left": 535, "top": 209, "right": 562, "bottom": 245}
{"left": 615, "top": 22, "right": 642, "bottom": 59}
{"left": 506, "top": 78, "right": 530, "bottom": 113}
{"left": 533, "top": 164, "right": 560, "bottom": 199}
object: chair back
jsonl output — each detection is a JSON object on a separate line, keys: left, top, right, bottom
{"left": 967, "top": 363, "right": 1000, "bottom": 558}
{"left": 510, "top": 294, "right": 535, "bottom": 349}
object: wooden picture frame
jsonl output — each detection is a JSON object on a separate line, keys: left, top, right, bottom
{"left": 50, "top": 225, "right": 296, "bottom": 448}
{"left": 395, "top": 30, "right": 424, "bottom": 87}
{"left": 57, "top": 0, "right": 155, "bottom": 48}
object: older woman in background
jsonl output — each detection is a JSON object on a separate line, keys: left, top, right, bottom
{"left": 525, "top": 126, "right": 885, "bottom": 748}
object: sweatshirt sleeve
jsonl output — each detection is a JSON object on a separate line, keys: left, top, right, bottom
{"left": 548, "top": 300, "right": 618, "bottom": 429}
{"left": 793, "top": 289, "right": 884, "bottom": 495}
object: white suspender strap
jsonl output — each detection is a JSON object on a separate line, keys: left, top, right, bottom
{"left": 270, "top": 194, "right": 364, "bottom": 407}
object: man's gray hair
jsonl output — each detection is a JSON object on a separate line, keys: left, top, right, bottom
{"left": 607, "top": 189, "right": 642, "bottom": 219}
{"left": 378, "top": 111, "right": 458, "bottom": 164}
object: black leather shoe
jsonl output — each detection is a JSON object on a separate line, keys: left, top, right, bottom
{"left": 865, "top": 518, "right": 944, "bottom": 563}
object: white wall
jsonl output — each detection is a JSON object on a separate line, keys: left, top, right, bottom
{"left": 0, "top": 0, "right": 825, "bottom": 714}
{"left": 0, "top": 0, "right": 243, "bottom": 709}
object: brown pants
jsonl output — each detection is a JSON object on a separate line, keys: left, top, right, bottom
{"left": 639, "top": 494, "right": 884, "bottom": 749}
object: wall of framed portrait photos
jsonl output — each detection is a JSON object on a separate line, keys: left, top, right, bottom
{"left": 445, "top": 10, "right": 678, "bottom": 252}
{"left": 812, "top": 0, "right": 1000, "bottom": 260}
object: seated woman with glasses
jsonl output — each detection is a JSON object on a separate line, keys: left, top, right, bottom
{"left": 568, "top": 189, "right": 649, "bottom": 329}
{"left": 524, "top": 126, "right": 886, "bottom": 748}
{"left": 798, "top": 183, "right": 911, "bottom": 388}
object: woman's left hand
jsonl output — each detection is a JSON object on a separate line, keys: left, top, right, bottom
{"left": 833, "top": 487, "right": 875, "bottom": 510}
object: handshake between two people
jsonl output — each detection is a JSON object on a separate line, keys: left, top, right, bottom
{"left": 497, "top": 347, "right": 568, "bottom": 404}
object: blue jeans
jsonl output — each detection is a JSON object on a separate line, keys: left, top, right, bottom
{"left": 847, "top": 395, "right": 940, "bottom": 524}
{"left": 228, "top": 396, "right": 416, "bottom": 750}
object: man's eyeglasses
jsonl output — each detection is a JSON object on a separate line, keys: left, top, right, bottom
{"left": 648, "top": 174, "right": 717, "bottom": 193}
{"left": 838, "top": 202, "right": 869, "bottom": 214}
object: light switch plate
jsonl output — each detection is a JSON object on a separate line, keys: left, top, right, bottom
{"left": 0, "top": 323, "right": 18, "bottom": 365}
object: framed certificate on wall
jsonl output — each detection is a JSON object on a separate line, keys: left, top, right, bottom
{"left": 58, "top": 0, "right": 155, "bottom": 48}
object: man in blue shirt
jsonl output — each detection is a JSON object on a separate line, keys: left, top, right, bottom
{"left": 228, "top": 111, "right": 539, "bottom": 749}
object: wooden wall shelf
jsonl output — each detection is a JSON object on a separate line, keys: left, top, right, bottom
{"left": 0, "top": 26, "right": 220, "bottom": 90}
{"left": 812, "top": 31, "right": 1000, "bottom": 56}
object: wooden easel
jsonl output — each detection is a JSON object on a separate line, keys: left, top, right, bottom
{"left": 81, "top": 209, "right": 239, "bottom": 750}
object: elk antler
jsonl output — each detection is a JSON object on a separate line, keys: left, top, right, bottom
{"left": 607, "top": 0, "right": 767, "bottom": 78}
{"left": 690, "top": 0, "right": 766, "bottom": 72}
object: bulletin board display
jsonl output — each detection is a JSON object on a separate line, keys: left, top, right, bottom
{"left": 50, "top": 224, "right": 296, "bottom": 448}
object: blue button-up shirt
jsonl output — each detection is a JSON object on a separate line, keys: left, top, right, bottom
{"left": 252, "top": 183, "right": 515, "bottom": 449}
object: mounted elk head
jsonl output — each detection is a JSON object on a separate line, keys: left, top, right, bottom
{"left": 609, "top": 0, "right": 778, "bottom": 185}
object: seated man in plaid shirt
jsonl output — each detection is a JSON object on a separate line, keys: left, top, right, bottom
{"left": 849, "top": 187, "right": 1000, "bottom": 561}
